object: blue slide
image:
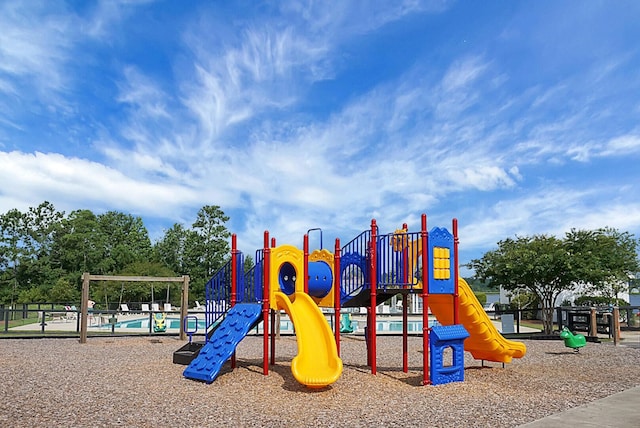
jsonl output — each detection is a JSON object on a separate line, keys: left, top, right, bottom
{"left": 183, "top": 303, "right": 262, "bottom": 383}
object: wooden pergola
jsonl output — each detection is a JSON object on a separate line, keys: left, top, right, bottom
{"left": 79, "top": 273, "right": 190, "bottom": 343}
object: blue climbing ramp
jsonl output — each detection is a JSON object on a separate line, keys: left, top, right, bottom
{"left": 183, "top": 303, "right": 262, "bottom": 383}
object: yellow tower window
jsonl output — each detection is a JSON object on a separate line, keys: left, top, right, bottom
{"left": 433, "top": 247, "right": 451, "bottom": 280}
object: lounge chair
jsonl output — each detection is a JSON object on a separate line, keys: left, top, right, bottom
{"left": 64, "top": 306, "right": 77, "bottom": 321}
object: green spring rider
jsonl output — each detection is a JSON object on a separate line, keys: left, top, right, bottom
{"left": 560, "top": 326, "right": 586, "bottom": 352}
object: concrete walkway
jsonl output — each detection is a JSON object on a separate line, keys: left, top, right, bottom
{"left": 518, "top": 386, "right": 640, "bottom": 427}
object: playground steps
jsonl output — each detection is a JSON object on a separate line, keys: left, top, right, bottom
{"left": 173, "top": 319, "right": 224, "bottom": 365}
{"left": 183, "top": 303, "right": 262, "bottom": 383}
{"left": 173, "top": 341, "right": 205, "bottom": 365}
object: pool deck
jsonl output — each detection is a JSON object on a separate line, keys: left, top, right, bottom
{"left": 8, "top": 311, "right": 203, "bottom": 334}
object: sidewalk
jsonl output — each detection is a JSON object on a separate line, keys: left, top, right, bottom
{"left": 518, "top": 329, "right": 639, "bottom": 427}
{"left": 618, "top": 329, "right": 640, "bottom": 348}
{"left": 518, "top": 386, "right": 640, "bottom": 427}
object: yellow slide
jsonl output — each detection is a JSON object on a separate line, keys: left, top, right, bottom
{"left": 429, "top": 278, "right": 526, "bottom": 363}
{"left": 275, "top": 291, "right": 343, "bottom": 388}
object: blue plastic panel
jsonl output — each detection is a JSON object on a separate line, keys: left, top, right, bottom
{"left": 427, "top": 227, "right": 454, "bottom": 294}
{"left": 183, "top": 303, "right": 262, "bottom": 383}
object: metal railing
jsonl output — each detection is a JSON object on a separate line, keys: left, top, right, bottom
{"left": 0, "top": 307, "right": 204, "bottom": 337}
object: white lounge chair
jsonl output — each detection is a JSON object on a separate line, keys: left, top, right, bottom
{"left": 141, "top": 303, "right": 150, "bottom": 312}
{"left": 64, "top": 306, "right": 77, "bottom": 321}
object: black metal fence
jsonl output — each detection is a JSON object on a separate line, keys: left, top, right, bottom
{"left": 0, "top": 304, "right": 195, "bottom": 337}
{"left": 2, "top": 302, "right": 638, "bottom": 338}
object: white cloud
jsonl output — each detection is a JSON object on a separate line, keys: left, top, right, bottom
{"left": 116, "top": 67, "right": 171, "bottom": 119}
{"left": 84, "top": 0, "right": 156, "bottom": 38}
{"left": 0, "top": 151, "right": 200, "bottom": 218}
{"left": 600, "top": 134, "right": 640, "bottom": 157}
{"left": 2, "top": 1, "right": 639, "bottom": 269}
{"left": 0, "top": 1, "right": 75, "bottom": 93}
{"left": 441, "top": 56, "right": 489, "bottom": 93}
{"left": 282, "top": 0, "right": 449, "bottom": 38}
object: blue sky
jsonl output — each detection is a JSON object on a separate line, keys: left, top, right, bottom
{"left": 1, "top": 0, "right": 639, "bottom": 274}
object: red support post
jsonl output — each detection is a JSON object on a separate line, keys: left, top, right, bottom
{"left": 231, "top": 234, "right": 238, "bottom": 369}
{"left": 334, "top": 238, "right": 341, "bottom": 356}
{"left": 453, "top": 218, "right": 460, "bottom": 325}
{"left": 402, "top": 293, "right": 409, "bottom": 372}
{"left": 270, "top": 309, "right": 276, "bottom": 366}
{"left": 262, "top": 231, "right": 270, "bottom": 376}
{"left": 304, "top": 234, "right": 309, "bottom": 295}
{"left": 421, "top": 214, "right": 431, "bottom": 385}
{"left": 369, "top": 219, "right": 378, "bottom": 375}
{"left": 269, "top": 236, "right": 277, "bottom": 366}
{"left": 402, "top": 223, "right": 408, "bottom": 373}
{"left": 231, "top": 234, "right": 238, "bottom": 306}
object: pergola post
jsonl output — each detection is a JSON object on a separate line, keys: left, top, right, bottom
{"left": 180, "top": 275, "right": 190, "bottom": 341}
{"left": 80, "top": 272, "right": 90, "bottom": 344}
{"left": 79, "top": 274, "right": 189, "bottom": 343}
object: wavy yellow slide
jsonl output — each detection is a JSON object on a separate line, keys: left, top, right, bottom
{"left": 275, "top": 291, "right": 343, "bottom": 388}
{"left": 429, "top": 278, "right": 526, "bottom": 363}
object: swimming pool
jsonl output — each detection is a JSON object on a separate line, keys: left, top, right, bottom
{"left": 275, "top": 318, "right": 439, "bottom": 333}
{"left": 107, "top": 317, "right": 207, "bottom": 330}
{"left": 97, "top": 315, "right": 439, "bottom": 334}
{"left": 377, "top": 320, "right": 440, "bottom": 332}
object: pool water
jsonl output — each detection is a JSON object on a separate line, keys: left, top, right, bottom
{"left": 276, "top": 319, "right": 439, "bottom": 333}
{"left": 378, "top": 320, "right": 440, "bottom": 332}
{"left": 103, "top": 316, "right": 438, "bottom": 334}
{"left": 112, "top": 317, "right": 207, "bottom": 330}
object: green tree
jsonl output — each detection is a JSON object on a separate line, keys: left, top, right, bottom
{"left": 0, "top": 208, "right": 29, "bottom": 306}
{"left": 191, "top": 205, "right": 231, "bottom": 278}
{"left": 20, "top": 202, "right": 65, "bottom": 299}
{"left": 152, "top": 205, "right": 231, "bottom": 302}
{"left": 55, "top": 209, "right": 104, "bottom": 278}
{"left": 49, "top": 277, "right": 79, "bottom": 303}
{"left": 565, "top": 227, "right": 639, "bottom": 303}
{"left": 243, "top": 254, "right": 255, "bottom": 273}
{"left": 184, "top": 205, "right": 231, "bottom": 299}
{"left": 24, "top": 201, "right": 64, "bottom": 257}
{"left": 117, "top": 261, "right": 179, "bottom": 305}
{"left": 96, "top": 211, "right": 152, "bottom": 274}
{"left": 153, "top": 223, "right": 189, "bottom": 274}
{"left": 0, "top": 202, "right": 66, "bottom": 304}
{"left": 469, "top": 235, "right": 576, "bottom": 334}
{"left": 54, "top": 209, "right": 153, "bottom": 282}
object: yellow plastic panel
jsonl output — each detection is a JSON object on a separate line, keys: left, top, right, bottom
{"left": 275, "top": 292, "right": 342, "bottom": 387}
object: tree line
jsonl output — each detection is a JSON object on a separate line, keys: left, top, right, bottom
{"left": 0, "top": 201, "right": 235, "bottom": 309}
{"left": 469, "top": 228, "right": 640, "bottom": 334}
{"left": 2, "top": 201, "right": 638, "bottom": 333}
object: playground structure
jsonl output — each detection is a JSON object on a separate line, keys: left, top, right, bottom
{"left": 179, "top": 215, "right": 526, "bottom": 387}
